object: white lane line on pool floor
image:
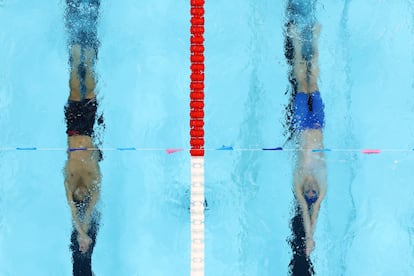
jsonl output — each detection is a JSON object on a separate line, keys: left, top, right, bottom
{"left": 190, "top": 156, "right": 205, "bottom": 276}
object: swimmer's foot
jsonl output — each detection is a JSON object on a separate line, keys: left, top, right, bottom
{"left": 312, "top": 23, "right": 321, "bottom": 39}
{"left": 287, "top": 23, "right": 301, "bottom": 42}
{"left": 287, "top": 24, "right": 303, "bottom": 57}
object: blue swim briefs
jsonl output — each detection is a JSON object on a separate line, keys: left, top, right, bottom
{"left": 292, "top": 91, "right": 325, "bottom": 131}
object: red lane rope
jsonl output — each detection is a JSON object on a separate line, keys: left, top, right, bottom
{"left": 190, "top": 0, "right": 205, "bottom": 157}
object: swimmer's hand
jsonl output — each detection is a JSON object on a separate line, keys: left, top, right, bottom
{"left": 305, "top": 237, "right": 315, "bottom": 257}
{"left": 78, "top": 233, "right": 92, "bottom": 254}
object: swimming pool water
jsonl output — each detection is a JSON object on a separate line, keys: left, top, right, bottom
{"left": 1, "top": 0, "right": 414, "bottom": 275}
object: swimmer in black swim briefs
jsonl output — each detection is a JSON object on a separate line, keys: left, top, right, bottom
{"left": 63, "top": 3, "right": 102, "bottom": 275}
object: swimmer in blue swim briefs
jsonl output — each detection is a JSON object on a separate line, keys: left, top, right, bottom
{"left": 288, "top": 23, "right": 327, "bottom": 257}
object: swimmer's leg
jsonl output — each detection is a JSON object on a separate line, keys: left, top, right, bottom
{"left": 301, "top": 25, "right": 313, "bottom": 62}
{"left": 69, "top": 44, "right": 82, "bottom": 101}
{"left": 84, "top": 48, "right": 97, "bottom": 99}
{"left": 308, "top": 24, "right": 320, "bottom": 93}
{"left": 288, "top": 25, "right": 308, "bottom": 93}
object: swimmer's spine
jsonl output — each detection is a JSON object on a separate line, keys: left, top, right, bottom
{"left": 190, "top": 1, "right": 205, "bottom": 275}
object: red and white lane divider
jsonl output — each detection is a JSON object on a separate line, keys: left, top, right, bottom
{"left": 190, "top": 0, "right": 205, "bottom": 275}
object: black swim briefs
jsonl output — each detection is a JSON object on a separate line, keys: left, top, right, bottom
{"left": 65, "top": 98, "right": 97, "bottom": 137}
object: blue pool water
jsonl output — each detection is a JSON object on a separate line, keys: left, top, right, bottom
{"left": 1, "top": 0, "right": 414, "bottom": 275}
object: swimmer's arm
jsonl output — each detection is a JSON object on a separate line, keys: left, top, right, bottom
{"left": 64, "top": 180, "right": 88, "bottom": 237}
{"left": 294, "top": 178, "right": 313, "bottom": 240}
{"left": 310, "top": 184, "right": 326, "bottom": 229}
{"left": 298, "top": 195, "right": 313, "bottom": 240}
{"left": 81, "top": 185, "right": 100, "bottom": 233}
